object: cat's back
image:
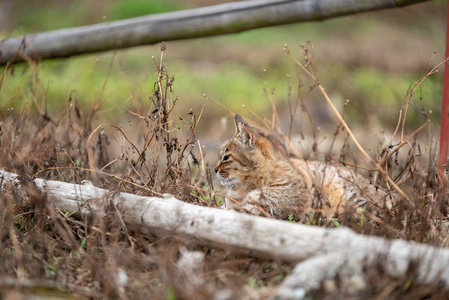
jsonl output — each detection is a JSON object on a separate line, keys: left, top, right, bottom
{"left": 290, "top": 158, "right": 395, "bottom": 215}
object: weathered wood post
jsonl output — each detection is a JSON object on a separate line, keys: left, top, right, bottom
{"left": 439, "top": 3, "right": 449, "bottom": 187}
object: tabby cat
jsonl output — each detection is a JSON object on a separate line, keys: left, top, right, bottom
{"left": 215, "top": 114, "right": 396, "bottom": 220}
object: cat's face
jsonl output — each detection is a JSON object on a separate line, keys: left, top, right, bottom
{"left": 214, "top": 114, "right": 288, "bottom": 188}
{"left": 214, "top": 136, "right": 253, "bottom": 188}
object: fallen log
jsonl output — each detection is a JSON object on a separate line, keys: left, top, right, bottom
{"left": 1, "top": 169, "right": 449, "bottom": 292}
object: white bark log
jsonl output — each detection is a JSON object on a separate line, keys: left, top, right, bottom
{"left": 0, "top": 0, "right": 429, "bottom": 65}
{"left": 1, "top": 169, "right": 448, "bottom": 293}
{"left": 274, "top": 251, "right": 366, "bottom": 299}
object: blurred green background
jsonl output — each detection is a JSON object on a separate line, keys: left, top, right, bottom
{"left": 0, "top": 0, "right": 446, "bottom": 137}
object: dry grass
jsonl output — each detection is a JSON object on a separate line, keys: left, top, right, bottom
{"left": 1, "top": 43, "right": 448, "bottom": 299}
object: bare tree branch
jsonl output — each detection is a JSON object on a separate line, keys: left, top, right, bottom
{"left": 0, "top": 0, "right": 429, "bottom": 65}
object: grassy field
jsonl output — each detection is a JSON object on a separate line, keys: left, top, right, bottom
{"left": 1, "top": 0, "right": 446, "bottom": 130}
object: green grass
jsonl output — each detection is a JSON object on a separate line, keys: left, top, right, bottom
{"left": 107, "top": 0, "right": 185, "bottom": 20}
{"left": 0, "top": 0, "right": 444, "bottom": 130}
{"left": 6, "top": 0, "right": 184, "bottom": 36}
{"left": 0, "top": 46, "right": 442, "bottom": 130}
{"left": 0, "top": 49, "right": 285, "bottom": 118}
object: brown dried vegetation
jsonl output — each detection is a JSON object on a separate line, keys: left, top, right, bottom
{"left": 1, "top": 44, "right": 448, "bottom": 299}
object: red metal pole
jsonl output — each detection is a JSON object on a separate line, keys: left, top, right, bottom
{"left": 438, "top": 2, "right": 449, "bottom": 187}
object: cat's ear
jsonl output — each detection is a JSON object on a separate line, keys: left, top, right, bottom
{"left": 238, "top": 123, "right": 256, "bottom": 147}
{"left": 234, "top": 114, "right": 255, "bottom": 147}
{"left": 234, "top": 114, "right": 249, "bottom": 133}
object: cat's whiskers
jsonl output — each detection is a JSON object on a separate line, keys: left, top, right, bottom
{"left": 211, "top": 137, "right": 223, "bottom": 149}
{"left": 216, "top": 173, "right": 238, "bottom": 188}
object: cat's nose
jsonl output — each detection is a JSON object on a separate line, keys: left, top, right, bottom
{"left": 214, "top": 167, "right": 218, "bottom": 173}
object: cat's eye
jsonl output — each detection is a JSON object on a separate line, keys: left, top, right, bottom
{"left": 222, "top": 154, "right": 231, "bottom": 162}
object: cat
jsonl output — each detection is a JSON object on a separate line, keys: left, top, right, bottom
{"left": 215, "top": 114, "right": 396, "bottom": 220}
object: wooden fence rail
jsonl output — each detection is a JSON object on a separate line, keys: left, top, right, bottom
{"left": 0, "top": 0, "right": 429, "bottom": 65}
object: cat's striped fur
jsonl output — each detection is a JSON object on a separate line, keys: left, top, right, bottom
{"left": 215, "top": 114, "right": 395, "bottom": 219}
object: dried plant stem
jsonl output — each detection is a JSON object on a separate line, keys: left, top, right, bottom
{"left": 263, "top": 69, "right": 280, "bottom": 129}
{"left": 34, "top": 166, "right": 162, "bottom": 197}
{"left": 9, "top": 219, "right": 26, "bottom": 279}
{"left": 122, "top": 90, "right": 153, "bottom": 112}
{"left": 88, "top": 51, "right": 116, "bottom": 126}
{"left": 242, "top": 105, "right": 271, "bottom": 130}
{"left": 18, "top": 51, "right": 46, "bottom": 117}
{"left": 316, "top": 84, "right": 408, "bottom": 200}
{"left": 380, "top": 120, "right": 430, "bottom": 166}
{"left": 285, "top": 43, "right": 408, "bottom": 200}
{"left": 152, "top": 56, "right": 165, "bottom": 102}
{"left": 0, "top": 61, "right": 11, "bottom": 91}
{"left": 194, "top": 139, "right": 206, "bottom": 185}
{"left": 390, "top": 59, "right": 447, "bottom": 145}
{"left": 86, "top": 123, "right": 151, "bottom": 179}
{"left": 210, "top": 97, "right": 234, "bottom": 116}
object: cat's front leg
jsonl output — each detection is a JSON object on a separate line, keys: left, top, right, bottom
{"left": 242, "top": 189, "right": 263, "bottom": 205}
{"left": 240, "top": 189, "right": 268, "bottom": 215}
{"left": 225, "top": 189, "right": 267, "bottom": 215}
